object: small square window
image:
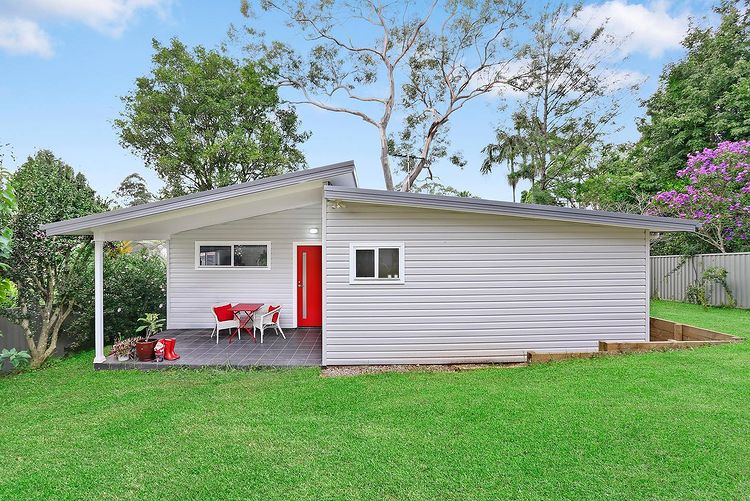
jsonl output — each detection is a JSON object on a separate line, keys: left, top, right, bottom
{"left": 350, "top": 244, "right": 404, "bottom": 283}
{"left": 355, "top": 249, "right": 375, "bottom": 278}
{"left": 199, "top": 245, "right": 231, "bottom": 266}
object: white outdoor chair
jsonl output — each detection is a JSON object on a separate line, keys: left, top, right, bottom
{"left": 210, "top": 303, "right": 240, "bottom": 344}
{"left": 252, "top": 305, "right": 285, "bottom": 343}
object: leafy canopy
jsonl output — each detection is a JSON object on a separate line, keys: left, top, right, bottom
{"left": 649, "top": 141, "right": 750, "bottom": 253}
{"left": 636, "top": 1, "right": 750, "bottom": 188}
{"left": 243, "top": 0, "right": 526, "bottom": 191}
{"left": 0, "top": 145, "right": 16, "bottom": 307}
{"left": 482, "top": 3, "right": 636, "bottom": 206}
{"left": 4, "top": 151, "right": 104, "bottom": 368}
{"left": 115, "top": 38, "right": 308, "bottom": 197}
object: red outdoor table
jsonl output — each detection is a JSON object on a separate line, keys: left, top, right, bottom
{"left": 230, "top": 303, "right": 264, "bottom": 343}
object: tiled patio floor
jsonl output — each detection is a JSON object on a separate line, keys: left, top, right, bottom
{"left": 95, "top": 327, "right": 322, "bottom": 370}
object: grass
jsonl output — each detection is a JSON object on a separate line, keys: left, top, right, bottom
{"left": 1, "top": 301, "right": 749, "bottom": 500}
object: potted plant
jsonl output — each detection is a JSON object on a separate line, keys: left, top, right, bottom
{"left": 134, "top": 313, "right": 166, "bottom": 362}
{"left": 110, "top": 336, "right": 135, "bottom": 362}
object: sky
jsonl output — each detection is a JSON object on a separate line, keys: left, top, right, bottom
{"left": 0, "top": 0, "right": 716, "bottom": 202}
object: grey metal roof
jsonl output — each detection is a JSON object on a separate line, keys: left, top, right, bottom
{"left": 44, "top": 161, "right": 357, "bottom": 236}
{"left": 324, "top": 186, "right": 699, "bottom": 232}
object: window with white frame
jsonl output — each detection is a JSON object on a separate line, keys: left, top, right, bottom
{"left": 349, "top": 243, "right": 404, "bottom": 283}
{"left": 195, "top": 242, "right": 270, "bottom": 269}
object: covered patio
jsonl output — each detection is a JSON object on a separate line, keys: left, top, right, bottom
{"left": 95, "top": 327, "right": 322, "bottom": 370}
{"left": 42, "top": 164, "right": 358, "bottom": 368}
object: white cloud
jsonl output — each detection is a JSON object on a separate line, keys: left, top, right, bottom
{"left": 575, "top": 1, "right": 690, "bottom": 58}
{"left": 0, "top": 0, "right": 169, "bottom": 57}
{"left": 600, "top": 68, "right": 648, "bottom": 91}
{"left": 2, "top": 0, "right": 169, "bottom": 36}
{"left": 0, "top": 17, "right": 52, "bottom": 57}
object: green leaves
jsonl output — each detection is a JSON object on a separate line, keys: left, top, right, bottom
{"left": 637, "top": 2, "right": 750, "bottom": 188}
{"left": 115, "top": 37, "right": 308, "bottom": 197}
{"left": 0, "top": 348, "right": 31, "bottom": 369}
{"left": 135, "top": 313, "right": 166, "bottom": 338}
{"left": 2, "top": 151, "right": 105, "bottom": 367}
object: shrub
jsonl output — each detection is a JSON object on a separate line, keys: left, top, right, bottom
{"left": 685, "top": 266, "right": 736, "bottom": 308}
{"left": 65, "top": 249, "right": 166, "bottom": 348}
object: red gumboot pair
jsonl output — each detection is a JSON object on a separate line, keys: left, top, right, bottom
{"left": 158, "top": 338, "right": 180, "bottom": 361}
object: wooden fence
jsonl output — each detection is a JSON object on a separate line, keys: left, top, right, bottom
{"left": 651, "top": 252, "right": 750, "bottom": 308}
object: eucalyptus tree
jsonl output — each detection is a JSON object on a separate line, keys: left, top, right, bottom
{"left": 490, "top": 2, "right": 637, "bottom": 205}
{"left": 241, "top": 0, "right": 527, "bottom": 191}
{"left": 112, "top": 173, "right": 155, "bottom": 208}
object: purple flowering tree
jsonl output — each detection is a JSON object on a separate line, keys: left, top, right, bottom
{"left": 650, "top": 141, "right": 750, "bottom": 253}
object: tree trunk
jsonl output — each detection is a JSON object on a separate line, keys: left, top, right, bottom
{"left": 399, "top": 121, "right": 440, "bottom": 192}
{"left": 379, "top": 127, "right": 394, "bottom": 190}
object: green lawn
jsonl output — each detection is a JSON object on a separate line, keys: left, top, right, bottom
{"left": 1, "top": 301, "right": 749, "bottom": 500}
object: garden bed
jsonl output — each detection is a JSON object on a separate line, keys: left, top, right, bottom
{"left": 527, "top": 316, "right": 744, "bottom": 364}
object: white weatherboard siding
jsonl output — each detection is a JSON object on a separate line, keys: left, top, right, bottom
{"left": 324, "top": 203, "right": 648, "bottom": 365}
{"left": 168, "top": 203, "right": 322, "bottom": 329}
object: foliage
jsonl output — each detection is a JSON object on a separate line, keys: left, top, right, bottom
{"left": 0, "top": 147, "right": 17, "bottom": 310}
{"left": 649, "top": 141, "right": 750, "bottom": 253}
{"left": 135, "top": 313, "right": 165, "bottom": 339}
{"left": 112, "top": 173, "right": 155, "bottom": 207}
{"left": 481, "top": 128, "right": 527, "bottom": 203}
{"left": 634, "top": 1, "right": 750, "bottom": 191}
{"left": 483, "top": 4, "right": 637, "bottom": 206}
{"left": 685, "top": 266, "right": 736, "bottom": 308}
{"left": 0, "top": 348, "right": 31, "bottom": 369}
{"left": 65, "top": 250, "right": 166, "bottom": 348}
{"left": 109, "top": 336, "right": 138, "bottom": 359}
{"left": 410, "top": 179, "right": 473, "bottom": 197}
{"left": 649, "top": 231, "right": 724, "bottom": 257}
{"left": 243, "top": 0, "right": 526, "bottom": 191}
{"left": 115, "top": 37, "right": 307, "bottom": 197}
{"left": 1, "top": 151, "right": 104, "bottom": 368}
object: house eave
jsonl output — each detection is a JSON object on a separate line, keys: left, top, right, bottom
{"left": 43, "top": 161, "right": 357, "bottom": 236}
{"left": 323, "top": 186, "right": 700, "bottom": 233}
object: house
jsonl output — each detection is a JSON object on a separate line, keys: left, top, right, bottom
{"left": 43, "top": 161, "right": 698, "bottom": 366}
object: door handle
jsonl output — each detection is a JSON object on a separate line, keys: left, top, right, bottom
{"left": 297, "top": 281, "right": 302, "bottom": 288}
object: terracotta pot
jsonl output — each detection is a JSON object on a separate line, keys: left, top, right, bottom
{"left": 135, "top": 339, "right": 157, "bottom": 361}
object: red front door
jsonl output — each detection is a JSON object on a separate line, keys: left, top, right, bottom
{"left": 297, "top": 245, "right": 322, "bottom": 327}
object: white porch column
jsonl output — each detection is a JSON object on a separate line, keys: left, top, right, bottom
{"left": 94, "top": 239, "right": 105, "bottom": 364}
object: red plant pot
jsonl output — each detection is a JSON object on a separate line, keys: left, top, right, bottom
{"left": 135, "top": 339, "right": 157, "bottom": 361}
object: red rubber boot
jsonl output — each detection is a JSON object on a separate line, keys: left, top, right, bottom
{"left": 164, "top": 338, "right": 180, "bottom": 361}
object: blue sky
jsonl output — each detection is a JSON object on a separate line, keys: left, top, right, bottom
{"left": 0, "top": 0, "right": 713, "bottom": 201}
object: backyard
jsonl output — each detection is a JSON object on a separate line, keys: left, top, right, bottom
{"left": 0, "top": 300, "right": 748, "bottom": 500}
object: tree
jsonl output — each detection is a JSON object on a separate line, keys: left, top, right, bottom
{"left": 485, "top": 3, "right": 637, "bottom": 206}
{"left": 3, "top": 151, "right": 104, "bottom": 368}
{"left": 649, "top": 141, "right": 750, "bottom": 253}
{"left": 0, "top": 146, "right": 16, "bottom": 308}
{"left": 112, "top": 173, "right": 155, "bottom": 207}
{"left": 635, "top": 1, "right": 750, "bottom": 188}
{"left": 242, "top": 0, "right": 526, "bottom": 191}
{"left": 115, "top": 38, "right": 308, "bottom": 197}
{"left": 481, "top": 126, "right": 528, "bottom": 202}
